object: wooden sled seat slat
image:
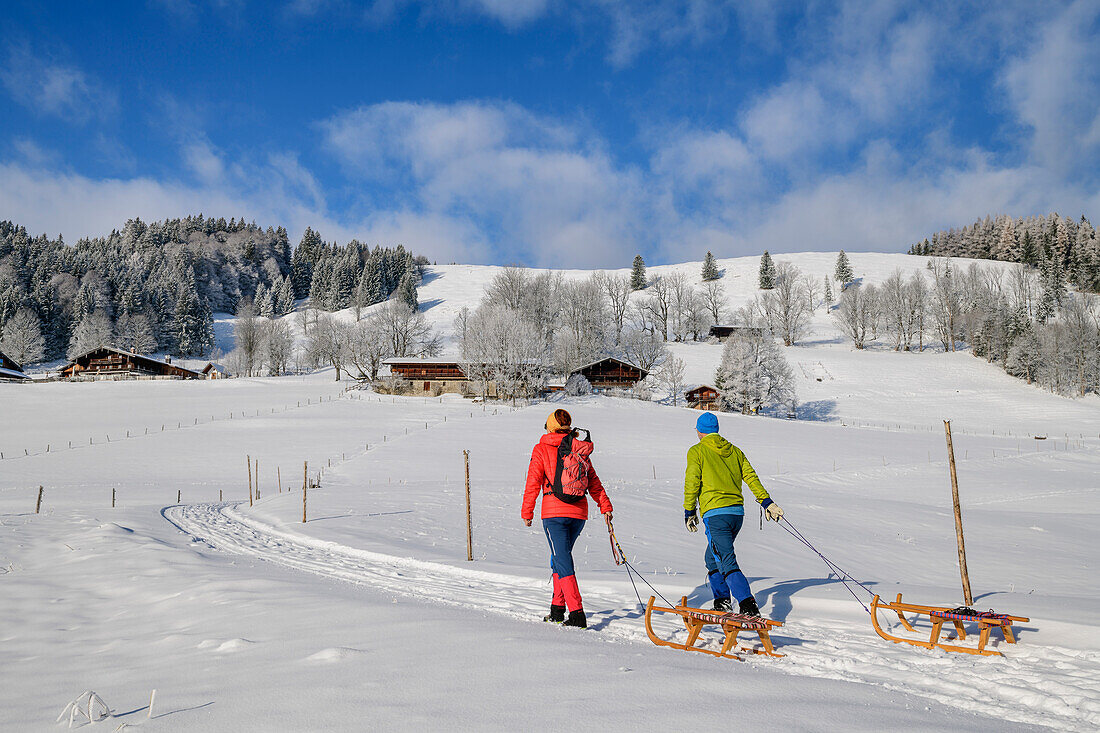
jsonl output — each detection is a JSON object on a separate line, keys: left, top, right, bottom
{"left": 644, "top": 596, "right": 785, "bottom": 660}
{"left": 871, "top": 593, "right": 1029, "bottom": 657}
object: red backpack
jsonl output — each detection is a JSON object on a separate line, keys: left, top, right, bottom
{"left": 549, "top": 429, "right": 594, "bottom": 504}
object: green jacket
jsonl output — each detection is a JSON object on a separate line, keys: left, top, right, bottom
{"left": 683, "top": 433, "right": 770, "bottom": 515}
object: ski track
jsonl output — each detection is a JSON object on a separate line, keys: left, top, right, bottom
{"left": 164, "top": 502, "right": 1100, "bottom": 731}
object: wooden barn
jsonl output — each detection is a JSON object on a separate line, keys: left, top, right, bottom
{"left": 382, "top": 358, "right": 470, "bottom": 394}
{"left": 201, "top": 362, "right": 231, "bottom": 379}
{"left": 61, "top": 348, "right": 203, "bottom": 380}
{"left": 0, "top": 349, "right": 30, "bottom": 381}
{"left": 570, "top": 357, "right": 647, "bottom": 392}
{"left": 685, "top": 385, "right": 720, "bottom": 410}
{"left": 709, "top": 325, "right": 766, "bottom": 342}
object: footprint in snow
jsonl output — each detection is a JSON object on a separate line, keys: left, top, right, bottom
{"left": 305, "top": 647, "right": 368, "bottom": 663}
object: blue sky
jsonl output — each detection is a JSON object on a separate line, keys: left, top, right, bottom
{"left": 1, "top": 1, "right": 1098, "bottom": 268}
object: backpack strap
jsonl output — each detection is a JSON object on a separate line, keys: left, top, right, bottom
{"left": 549, "top": 429, "right": 592, "bottom": 504}
{"left": 550, "top": 432, "right": 575, "bottom": 502}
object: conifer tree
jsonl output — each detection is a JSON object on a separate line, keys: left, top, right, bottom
{"left": 291, "top": 227, "right": 322, "bottom": 299}
{"left": 701, "top": 252, "right": 720, "bottom": 281}
{"left": 758, "top": 251, "right": 776, "bottom": 289}
{"left": 396, "top": 272, "right": 419, "bottom": 311}
{"left": 834, "top": 250, "right": 854, "bottom": 285}
{"left": 630, "top": 255, "right": 647, "bottom": 290}
{"left": 823, "top": 277, "right": 833, "bottom": 304}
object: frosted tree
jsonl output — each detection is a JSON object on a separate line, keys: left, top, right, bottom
{"left": 484, "top": 266, "right": 529, "bottom": 310}
{"left": 715, "top": 329, "right": 794, "bottom": 414}
{"left": 555, "top": 277, "right": 608, "bottom": 372}
{"left": 630, "top": 255, "right": 647, "bottom": 290}
{"left": 262, "top": 318, "right": 295, "bottom": 376}
{"left": 233, "top": 300, "right": 263, "bottom": 376}
{"left": 307, "top": 312, "right": 351, "bottom": 380}
{"left": 823, "top": 277, "right": 833, "bottom": 305}
{"left": 594, "top": 272, "right": 631, "bottom": 343}
{"left": 461, "top": 304, "right": 544, "bottom": 400}
{"left": 701, "top": 279, "right": 727, "bottom": 326}
{"left": 67, "top": 310, "right": 114, "bottom": 359}
{"left": 0, "top": 307, "right": 45, "bottom": 365}
{"left": 833, "top": 283, "right": 878, "bottom": 349}
{"left": 655, "top": 356, "right": 687, "bottom": 405}
{"left": 641, "top": 275, "right": 673, "bottom": 340}
{"left": 292, "top": 227, "right": 322, "bottom": 299}
{"left": 376, "top": 299, "right": 440, "bottom": 359}
{"left": 1005, "top": 329, "right": 1042, "bottom": 385}
{"left": 345, "top": 312, "right": 389, "bottom": 381}
{"left": 927, "top": 258, "right": 961, "bottom": 350}
{"left": 701, "top": 252, "right": 720, "bottom": 281}
{"left": 760, "top": 263, "right": 811, "bottom": 346}
{"left": 758, "top": 251, "right": 776, "bottom": 289}
{"left": 834, "top": 250, "right": 854, "bottom": 286}
{"left": 992, "top": 218, "right": 1019, "bottom": 261}
{"left": 114, "top": 312, "right": 157, "bottom": 354}
{"left": 618, "top": 327, "right": 669, "bottom": 373}
{"left": 564, "top": 373, "right": 592, "bottom": 396}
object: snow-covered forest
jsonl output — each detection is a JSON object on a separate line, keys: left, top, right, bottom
{"left": 0, "top": 216, "right": 423, "bottom": 364}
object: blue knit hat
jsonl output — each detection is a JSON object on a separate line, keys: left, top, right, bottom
{"left": 696, "top": 412, "right": 719, "bottom": 434}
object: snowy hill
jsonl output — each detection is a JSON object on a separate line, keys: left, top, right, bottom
{"left": 2, "top": 251, "right": 1098, "bottom": 730}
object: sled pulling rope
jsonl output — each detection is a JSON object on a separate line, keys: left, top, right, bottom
{"left": 776, "top": 518, "right": 1031, "bottom": 656}
{"left": 644, "top": 596, "right": 784, "bottom": 661}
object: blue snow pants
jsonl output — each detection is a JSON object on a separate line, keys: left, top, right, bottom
{"left": 543, "top": 517, "right": 585, "bottom": 578}
{"left": 703, "top": 513, "right": 753, "bottom": 602}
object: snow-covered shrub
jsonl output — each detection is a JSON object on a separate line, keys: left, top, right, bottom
{"left": 565, "top": 373, "right": 591, "bottom": 396}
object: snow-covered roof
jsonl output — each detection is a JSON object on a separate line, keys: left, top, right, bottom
{"left": 571, "top": 356, "right": 646, "bottom": 375}
{"left": 382, "top": 357, "right": 465, "bottom": 365}
{"left": 0, "top": 366, "right": 29, "bottom": 380}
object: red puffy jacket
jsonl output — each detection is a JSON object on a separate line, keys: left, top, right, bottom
{"left": 522, "top": 431, "right": 613, "bottom": 521}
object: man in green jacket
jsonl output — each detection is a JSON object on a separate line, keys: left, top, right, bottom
{"left": 684, "top": 412, "right": 783, "bottom": 616}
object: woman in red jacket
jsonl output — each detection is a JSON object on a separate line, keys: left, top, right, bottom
{"left": 522, "top": 409, "right": 613, "bottom": 629}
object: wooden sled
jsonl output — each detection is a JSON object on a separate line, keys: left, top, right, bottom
{"left": 644, "top": 596, "right": 784, "bottom": 661}
{"left": 871, "top": 593, "right": 1029, "bottom": 657}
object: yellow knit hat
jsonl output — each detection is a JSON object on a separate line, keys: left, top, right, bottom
{"left": 545, "top": 409, "right": 572, "bottom": 432}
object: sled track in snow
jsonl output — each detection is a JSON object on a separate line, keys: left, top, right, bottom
{"left": 165, "top": 502, "right": 1100, "bottom": 731}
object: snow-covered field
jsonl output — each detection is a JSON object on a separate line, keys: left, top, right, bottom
{"left": 2, "top": 252, "right": 1098, "bottom": 731}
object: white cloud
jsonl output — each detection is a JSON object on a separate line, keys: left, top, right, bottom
{"left": 1002, "top": 0, "right": 1100, "bottom": 175}
{"left": 0, "top": 43, "right": 115, "bottom": 121}
{"left": 320, "top": 100, "right": 645, "bottom": 268}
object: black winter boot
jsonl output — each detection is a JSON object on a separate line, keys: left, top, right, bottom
{"left": 738, "top": 596, "right": 761, "bottom": 618}
{"left": 562, "top": 609, "right": 587, "bottom": 628}
{"left": 544, "top": 604, "right": 566, "bottom": 623}
{"left": 713, "top": 597, "right": 733, "bottom": 613}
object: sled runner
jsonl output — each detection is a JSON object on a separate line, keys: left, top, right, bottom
{"left": 870, "top": 593, "right": 1029, "bottom": 657}
{"left": 644, "top": 596, "right": 784, "bottom": 661}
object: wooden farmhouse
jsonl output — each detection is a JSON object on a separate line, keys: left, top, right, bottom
{"left": 61, "top": 347, "right": 204, "bottom": 380}
{"left": 570, "top": 357, "right": 647, "bottom": 392}
{"left": 0, "top": 349, "right": 30, "bottom": 381}
{"left": 201, "top": 362, "right": 231, "bottom": 379}
{"left": 709, "top": 325, "right": 766, "bottom": 342}
{"left": 685, "top": 385, "right": 720, "bottom": 410}
{"left": 382, "top": 358, "right": 471, "bottom": 394}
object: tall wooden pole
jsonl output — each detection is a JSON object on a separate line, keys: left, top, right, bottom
{"left": 278, "top": 467, "right": 282, "bottom": 494}
{"left": 35, "top": 486, "right": 43, "bottom": 514}
{"left": 302, "top": 461, "right": 308, "bottom": 523}
{"left": 464, "top": 450, "right": 473, "bottom": 562}
{"left": 254, "top": 459, "right": 259, "bottom": 500}
{"left": 943, "top": 421, "right": 973, "bottom": 606}
{"left": 247, "top": 455, "right": 253, "bottom": 507}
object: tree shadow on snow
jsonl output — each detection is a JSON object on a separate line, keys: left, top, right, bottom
{"left": 795, "top": 400, "right": 838, "bottom": 421}
{"left": 418, "top": 298, "right": 444, "bottom": 312}
{"left": 418, "top": 269, "right": 441, "bottom": 287}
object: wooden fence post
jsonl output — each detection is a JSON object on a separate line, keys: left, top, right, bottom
{"left": 255, "top": 459, "right": 259, "bottom": 500}
{"left": 112, "top": 488, "right": 115, "bottom": 508}
{"left": 464, "top": 450, "right": 473, "bottom": 562}
{"left": 943, "top": 420, "right": 973, "bottom": 606}
{"left": 36, "top": 486, "right": 43, "bottom": 514}
{"left": 278, "top": 467, "right": 282, "bottom": 494}
{"left": 177, "top": 489, "right": 181, "bottom": 504}
{"left": 302, "top": 461, "right": 308, "bottom": 523}
{"left": 247, "top": 455, "right": 253, "bottom": 507}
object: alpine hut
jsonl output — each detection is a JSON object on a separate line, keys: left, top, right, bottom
{"left": 0, "top": 349, "right": 30, "bottom": 381}
{"left": 685, "top": 384, "right": 720, "bottom": 410}
{"left": 568, "top": 357, "right": 647, "bottom": 392}
{"left": 61, "top": 348, "right": 203, "bottom": 380}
